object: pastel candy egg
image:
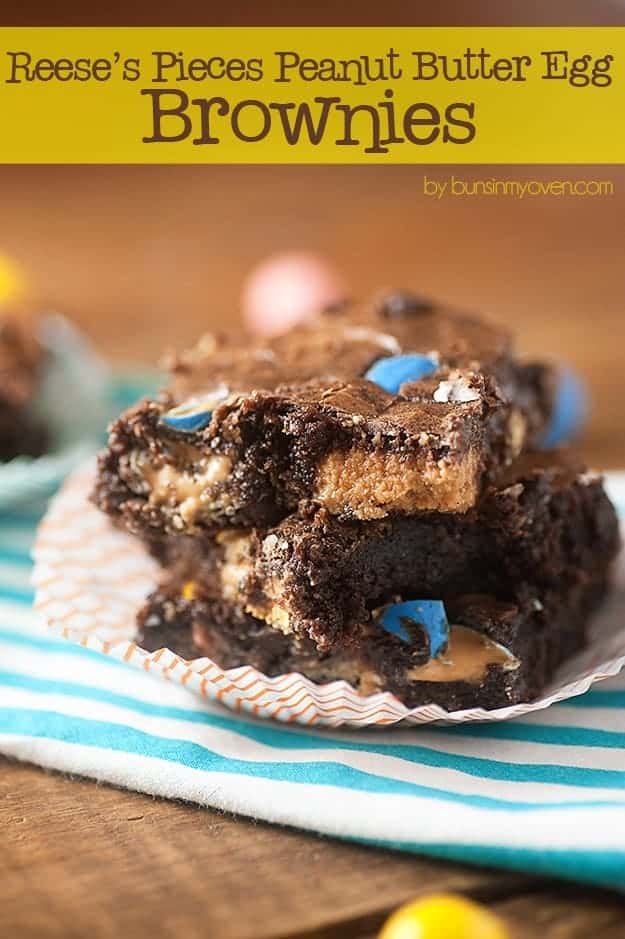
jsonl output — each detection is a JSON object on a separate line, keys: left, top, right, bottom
{"left": 379, "top": 893, "right": 509, "bottom": 939}
{"left": 242, "top": 251, "right": 346, "bottom": 337}
{"left": 161, "top": 401, "right": 213, "bottom": 433}
{"left": 161, "top": 388, "right": 229, "bottom": 433}
{"left": 365, "top": 353, "right": 438, "bottom": 394}
{"left": 379, "top": 599, "right": 449, "bottom": 658}
{"left": 539, "top": 365, "right": 588, "bottom": 449}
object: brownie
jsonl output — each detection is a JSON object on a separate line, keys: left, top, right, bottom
{"left": 0, "top": 316, "right": 47, "bottom": 461}
{"left": 92, "top": 291, "right": 555, "bottom": 537}
{"left": 137, "top": 580, "right": 607, "bottom": 711}
{"left": 148, "top": 452, "right": 620, "bottom": 649}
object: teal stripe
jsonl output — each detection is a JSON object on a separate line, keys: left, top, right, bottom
{"left": 0, "top": 629, "right": 126, "bottom": 667}
{"left": 441, "top": 721, "right": 625, "bottom": 750}
{"left": 0, "top": 545, "right": 32, "bottom": 565}
{"left": 3, "top": 708, "right": 625, "bottom": 810}
{"left": 0, "top": 513, "right": 41, "bottom": 530}
{"left": 3, "top": 670, "right": 625, "bottom": 795}
{"left": 0, "top": 585, "right": 34, "bottom": 605}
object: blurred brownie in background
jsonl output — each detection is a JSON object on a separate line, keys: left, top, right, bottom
{"left": 0, "top": 316, "right": 47, "bottom": 461}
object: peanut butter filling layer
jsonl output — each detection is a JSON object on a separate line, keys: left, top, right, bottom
{"left": 313, "top": 447, "right": 480, "bottom": 518}
{"left": 406, "top": 625, "right": 519, "bottom": 685}
{"left": 246, "top": 600, "right": 292, "bottom": 635}
{"left": 140, "top": 453, "right": 232, "bottom": 526}
{"left": 215, "top": 531, "right": 253, "bottom": 601}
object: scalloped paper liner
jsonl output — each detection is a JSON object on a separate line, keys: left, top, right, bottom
{"left": 32, "top": 464, "right": 625, "bottom": 728}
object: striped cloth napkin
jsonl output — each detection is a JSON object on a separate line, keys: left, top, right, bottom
{"left": 1, "top": 478, "right": 625, "bottom": 891}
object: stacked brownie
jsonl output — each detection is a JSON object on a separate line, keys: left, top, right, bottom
{"left": 92, "top": 291, "right": 620, "bottom": 710}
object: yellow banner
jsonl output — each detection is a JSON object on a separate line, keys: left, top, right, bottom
{"left": 0, "top": 27, "right": 622, "bottom": 163}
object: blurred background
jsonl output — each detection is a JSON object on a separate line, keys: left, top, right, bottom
{"left": 4, "top": 162, "right": 623, "bottom": 464}
{"left": 0, "top": 0, "right": 623, "bottom": 464}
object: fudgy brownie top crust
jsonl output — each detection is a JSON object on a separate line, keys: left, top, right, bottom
{"left": 93, "top": 292, "right": 554, "bottom": 536}
{"left": 166, "top": 292, "right": 513, "bottom": 397}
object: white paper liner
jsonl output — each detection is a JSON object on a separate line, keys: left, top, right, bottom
{"left": 32, "top": 465, "right": 625, "bottom": 728}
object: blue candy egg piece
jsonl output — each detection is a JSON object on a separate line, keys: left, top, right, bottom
{"left": 161, "top": 397, "right": 216, "bottom": 433}
{"left": 365, "top": 353, "right": 438, "bottom": 395}
{"left": 539, "top": 366, "right": 588, "bottom": 449}
{"left": 379, "top": 599, "right": 449, "bottom": 658}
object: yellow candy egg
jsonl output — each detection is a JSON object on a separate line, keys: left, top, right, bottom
{"left": 379, "top": 893, "right": 509, "bottom": 939}
{"left": 0, "top": 254, "right": 26, "bottom": 305}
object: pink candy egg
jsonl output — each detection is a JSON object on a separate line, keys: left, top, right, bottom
{"left": 242, "top": 251, "right": 346, "bottom": 337}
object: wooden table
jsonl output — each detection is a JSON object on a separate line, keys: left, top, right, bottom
{"left": 1, "top": 162, "right": 625, "bottom": 937}
{"left": 3, "top": 757, "right": 625, "bottom": 939}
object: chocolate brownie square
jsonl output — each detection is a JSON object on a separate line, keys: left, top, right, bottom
{"left": 93, "top": 292, "right": 555, "bottom": 538}
{"left": 147, "top": 452, "right": 619, "bottom": 649}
